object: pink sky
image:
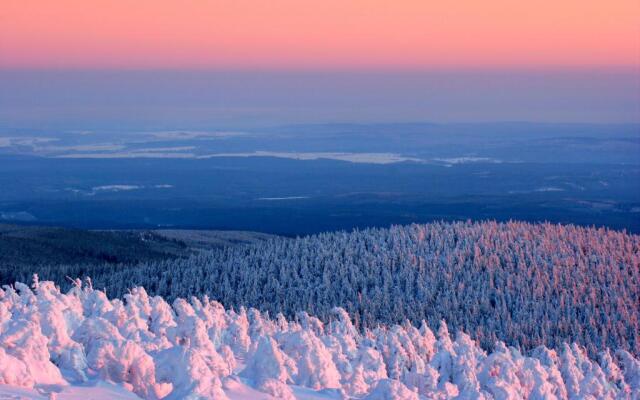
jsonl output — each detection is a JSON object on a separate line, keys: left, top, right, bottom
{"left": 1, "top": 0, "right": 639, "bottom": 69}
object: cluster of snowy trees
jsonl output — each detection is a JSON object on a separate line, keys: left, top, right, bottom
{"left": 0, "top": 277, "right": 638, "bottom": 399}
{"left": 11, "top": 221, "right": 639, "bottom": 357}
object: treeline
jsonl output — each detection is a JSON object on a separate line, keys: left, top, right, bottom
{"left": 6, "top": 221, "right": 639, "bottom": 356}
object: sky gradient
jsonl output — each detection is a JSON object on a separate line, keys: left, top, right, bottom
{"left": 2, "top": 0, "right": 639, "bottom": 69}
{"left": 1, "top": 1, "right": 638, "bottom": 126}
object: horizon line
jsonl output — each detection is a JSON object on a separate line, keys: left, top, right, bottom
{"left": 1, "top": 64, "right": 639, "bottom": 74}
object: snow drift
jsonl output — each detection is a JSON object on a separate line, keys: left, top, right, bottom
{"left": 0, "top": 276, "right": 638, "bottom": 399}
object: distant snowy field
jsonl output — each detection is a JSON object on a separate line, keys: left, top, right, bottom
{"left": 1, "top": 278, "right": 638, "bottom": 399}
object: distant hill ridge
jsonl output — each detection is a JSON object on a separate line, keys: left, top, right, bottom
{"left": 0, "top": 224, "right": 277, "bottom": 284}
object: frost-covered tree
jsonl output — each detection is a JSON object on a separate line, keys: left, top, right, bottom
{"left": 0, "top": 277, "right": 639, "bottom": 399}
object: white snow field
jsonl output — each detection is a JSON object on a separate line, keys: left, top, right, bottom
{"left": 0, "top": 277, "right": 638, "bottom": 399}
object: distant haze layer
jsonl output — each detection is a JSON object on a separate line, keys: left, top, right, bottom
{"left": 0, "top": 69, "right": 638, "bottom": 128}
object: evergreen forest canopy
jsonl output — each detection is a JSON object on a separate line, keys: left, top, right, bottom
{"left": 4, "top": 221, "right": 639, "bottom": 357}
